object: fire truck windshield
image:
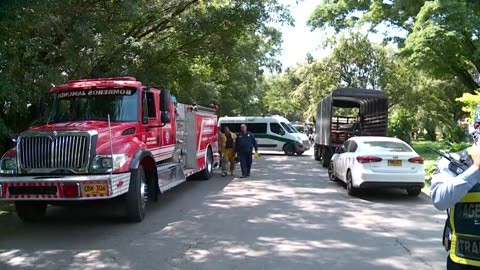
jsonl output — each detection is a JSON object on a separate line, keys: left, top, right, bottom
{"left": 48, "top": 89, "right": 139, "bottom": 123}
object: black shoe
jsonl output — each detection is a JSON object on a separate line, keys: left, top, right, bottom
{"left": 240, "top": 175, "right": 245, "bottom": 178}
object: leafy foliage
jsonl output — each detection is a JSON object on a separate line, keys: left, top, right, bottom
{"left": 263, "top": 31, "right": 396, "bottom": 121}
{"left": 307, "top": 0, "right": 480, "bottom": 93}
{"left": 0, "top": 0, "right": 291, "bottom": 150}
{"left": 388, "top": 109, "right": 414, "bottom": 143}
{"left": 457, "top": 92, "right": 480, "bottom": 122}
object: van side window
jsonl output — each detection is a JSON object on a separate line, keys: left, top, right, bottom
{"left": 146, "top": 92, "right": 156, "bottom": 118}
{"left": 270, "top": 123, "right": 283, "bottom": 135}
{"left": 220, "top": 123, "right": 241, "bottom": 133}
{"left": 248, "top": 123, "right": 267, "bottom": 134}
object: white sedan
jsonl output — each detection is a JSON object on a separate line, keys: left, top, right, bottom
{"left": 328, "top": 136, "right": 425, "bottom": 196}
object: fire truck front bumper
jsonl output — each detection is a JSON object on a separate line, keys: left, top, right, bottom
{"left": 0, "top": 172, "right": 131, "bottom": 201}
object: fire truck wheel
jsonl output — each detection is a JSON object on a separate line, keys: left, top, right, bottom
{"left": 126, "top": 165, "right": 147, "bottom": 222}
{"left": 199, "top": 148, "right": 213, "bottom": 180}
{"left": 15, "top": 201, "right": 47, "bottom": 223}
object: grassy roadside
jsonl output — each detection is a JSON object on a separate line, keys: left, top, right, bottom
{"left": 410, "top": 140, "right": 449, "bottom": 196}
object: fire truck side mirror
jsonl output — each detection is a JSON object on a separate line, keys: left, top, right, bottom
{"left": 161, "top": 111, "right": 171, "bottom": 123}
{"left": 142, "top": 93, "right": 148, "bottom": 124}
{"left": 38, "top": 95, "right": 46, "bottom": 117}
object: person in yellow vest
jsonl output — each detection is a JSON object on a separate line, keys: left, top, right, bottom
{"left": 431, "top": 106, "right": 480, "bottom": 269}
{"left": 220, "top": 126, "right": 237, "bottom": 177}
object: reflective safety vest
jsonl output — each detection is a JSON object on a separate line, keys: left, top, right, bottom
{"left": 448, "top": 147, "right": 480, "bottom": 266}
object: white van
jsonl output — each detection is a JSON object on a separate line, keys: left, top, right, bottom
{"left": 218, "top": 116, "right": 310, "bottom": 155}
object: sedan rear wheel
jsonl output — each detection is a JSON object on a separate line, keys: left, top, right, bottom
{"left": 346, "top": 170, "right": 357, "bottom": 196}
{"left": 407, "top": 187, "right": 422, "bottom": 197}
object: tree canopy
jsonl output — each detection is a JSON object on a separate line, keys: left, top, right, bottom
{"left": 0, "top": 0, "right": 291, "bottom": 150}
{"left": 307, "top": 0, "right": 480, "bottom": 93}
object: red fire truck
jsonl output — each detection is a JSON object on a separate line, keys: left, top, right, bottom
{"left": 0, "top": 77, "right": 219, "bottom": 222}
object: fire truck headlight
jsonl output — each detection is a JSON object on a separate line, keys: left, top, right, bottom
{"left": 101, "top": 158, "right": 113, "bottom": 168}
{"left": 0, "top": 157, "right": 17, "bottom": 174}
{"left": 92, "top": 154, "right": 128, "bottom": 172}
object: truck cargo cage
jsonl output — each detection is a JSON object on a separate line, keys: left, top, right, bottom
{"left": 315, "top": 88, "right": 389, "bottom": 167}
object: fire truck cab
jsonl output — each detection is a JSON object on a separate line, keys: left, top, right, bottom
{"left": 0, "top": 77, "right": 219, "bottom": 222}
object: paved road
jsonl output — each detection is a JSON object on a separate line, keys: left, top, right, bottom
{"left": 0, "top": 150, "right": 447, "bottom": 270}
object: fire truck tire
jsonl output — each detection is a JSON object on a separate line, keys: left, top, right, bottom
{"left": 199, "top": 148, "right": 213, "bottom": 180}
{"left": 126, "top": 165, "right": 147, "bottom": 222}
{"left": 15, "top": 201, "right": 47, "bottom": 223}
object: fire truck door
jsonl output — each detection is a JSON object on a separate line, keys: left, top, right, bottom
{"left": 143, "top": 92, "right": 163, "bottom": 162}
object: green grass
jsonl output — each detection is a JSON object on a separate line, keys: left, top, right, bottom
{"left": 410, "top": 140, "right": 449, "bottom": 162}
{"left": 410, "top": 141, "right": 451, "bottom": 196}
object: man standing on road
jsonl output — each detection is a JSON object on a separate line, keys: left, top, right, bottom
{"left": 220, "top": 126, "right": 237, "bottom": 177}
{"left": 235, "top": 124, "right": 259, "bottom": 178}
{"left": 431, "top": 105, "right": 480, "bottom": 269}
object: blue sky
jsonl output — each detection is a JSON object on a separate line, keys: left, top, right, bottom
{"left": 275, "top": 0, "right": 405, "bottom": 70}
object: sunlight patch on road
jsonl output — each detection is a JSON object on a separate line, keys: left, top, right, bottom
{"left": 373, "top": 256, "right": 433, "bottom": 270}
{"left": 0, "top": 249, "right": 131, "bottom": 270}
{"left": 256, "top": 237, "right": 369, "bottom": 258}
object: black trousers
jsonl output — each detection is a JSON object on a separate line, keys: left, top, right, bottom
{"left": 239, "top": 152, "right": 252, "bottom": 176}
{"left": 448, "top": 256, "right": 480, "bottom": 269}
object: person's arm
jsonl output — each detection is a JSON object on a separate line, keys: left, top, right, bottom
{"left": 430, "top": 157, "right": 480, "bottom": 210}
{"left": 220, "top": 134, "right": 226, "bottom": 153}
{"left": 250, "top": 133, "right": 258, "bottom": 152}
{"left": 234, "top": 134, "right": 240, "bottom": 153}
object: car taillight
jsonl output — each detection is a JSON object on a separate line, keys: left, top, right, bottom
{"left": 408, "top": 157, "right": 424, "bottom": 164}
{"left": 356, "top": 156, "right": 382, "bottom": 163}
{"left": 62, "top": 183, "right": 80, "bottom": 198}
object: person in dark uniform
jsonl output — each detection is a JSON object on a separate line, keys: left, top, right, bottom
{"left": 235, "top": 124, "right": 259, "bottom": 178}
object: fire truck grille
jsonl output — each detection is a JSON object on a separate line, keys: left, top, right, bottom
{"left": 19, "top": 135, "right": 89, "bottom": 169}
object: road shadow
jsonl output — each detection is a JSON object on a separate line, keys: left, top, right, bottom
{"left": 0, "top": 154, "right": 445, "bottom": 270}
{"left": 0, "top": 171, "right": 234, "bottom": 237}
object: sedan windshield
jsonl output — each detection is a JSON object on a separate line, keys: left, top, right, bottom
{"left": 361, "top": 141, "right": 413, "bottom": 152}
{"left": 280, "top": 122, "right": 296, "bottom": 133}
{"left": 49, "top": 88, "right": 139, "bottom": 122}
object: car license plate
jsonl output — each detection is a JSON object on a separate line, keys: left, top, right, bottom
{"left": 83, "top": 183, "right": 108, "bottom": 196}
{"left": 388, "top": 160, "right": 402, "bottom": 166}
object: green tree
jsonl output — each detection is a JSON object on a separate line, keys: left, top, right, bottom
{"left": 307, "top": 0, "right": 480, "bottom": 93}
{"left": 0, "top": 0, "right": 291, "bottom": 149}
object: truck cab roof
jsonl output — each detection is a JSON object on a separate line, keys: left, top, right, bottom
{"left": 51, "top": 77, "right": 143, "bottom": 92}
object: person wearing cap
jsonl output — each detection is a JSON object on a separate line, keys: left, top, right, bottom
{"left": 235, "top": 124, "right": 259, "bottom": 178}
{"left": 220, "top": 126, "right": 237, "bottom": 176}
{"left": 431, "top": 105, "right": 480, "bottom": 269}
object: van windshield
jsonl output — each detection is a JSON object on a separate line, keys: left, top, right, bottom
{"left": 280, "top": 122, "right": 296, "bottom": 133}
{"left": 293, "top": 125, "right": 304, "bottom": 133}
